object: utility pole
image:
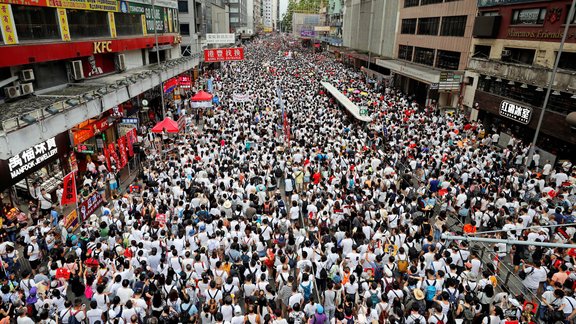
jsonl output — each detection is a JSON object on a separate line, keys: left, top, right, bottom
{"left": 153, "top": 0, "right": 166, "bottom": 119}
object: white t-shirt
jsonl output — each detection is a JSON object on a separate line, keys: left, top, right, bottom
{"left": 522, "top": 266, "right": 547, "bottom": 289}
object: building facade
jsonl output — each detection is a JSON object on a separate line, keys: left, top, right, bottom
{"left": 0, "top": 0, "right": 196, "bottom": 210}
{"left": 178, "top": 0, "right": 202, "bottom": 56}
{"left": 464, "top": 0, "right": 576, "bottom": 157}
{"left": 228, "top": 0, "right": 247, "bottom": 31}
{"left": 376, "top": 0, "right": 476, "bottom": 107}
{"left": 262, "top": 0, "right": 275, "bottom": 32}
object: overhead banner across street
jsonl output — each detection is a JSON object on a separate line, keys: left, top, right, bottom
{"left": 204, "top": 48, "right": 244, "bottom": 62}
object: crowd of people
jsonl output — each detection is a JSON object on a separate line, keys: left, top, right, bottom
{"left": 1, "top": 34, "right": 576, "bottom": 324}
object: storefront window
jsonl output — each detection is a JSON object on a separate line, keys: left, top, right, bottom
{"left": 115, "top": 13, "right": 143, "bottom": 36}
{"left": 12, "top": 5, "right": 60, "bottom": 41}
{"left": 67, "top": 9, "right": 110, "bottom": 39}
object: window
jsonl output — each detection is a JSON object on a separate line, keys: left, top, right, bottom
{"left": 178, "top": 0, "right": 188, "bottom": 13}
{"left": 404, "top": 0, "right": 419, "bottom": 8}
{"left": 114, "top": 13, "right": 142, "bottom": 36}
{"left": 414, "top": 47, "right": 435, "bottom": 66}
{"left": 417, "top": 17, "right": 440, "bottom": 35}
{"left": 230, "top": 17, "right": 239, "bottom": 23}
{"left": 398, "top": 45, "right": 414, "bottom": 60}
{"left": 482, "top": 11, "right": 499, "bottom": 16}
{"left": 558, "top": 52, "right": 576, "bottom": 71}
{"left": 401, "top": 19, "right": 417, "bottom": 34}
{"left": 502, "top": 47, "right": 535, "bottom": 65}
{"left": 67, "top": 10, "right": 109, "bottom": 38}
{"left": 511, "top": 8, "right": 546, "bottom": 25}
{"left": 441, "top": 15, "right": 467, "bottom": 36}
{"left": 180, "top": 23, "right": 190, "bottom": 35}
{"left": 436, "top": 50, "right": 461, "bottom": 70}
{"left": 230, "top": 7, "right": 239, "bottom": 13}
{"left": 473, "top": 45, "right": 491, "bottom": 58}
{"left": 12, "top": 5, "right": 60, "bottom": 41}
{"left": 421, "top": 0, "right": 443, "bottom": 5}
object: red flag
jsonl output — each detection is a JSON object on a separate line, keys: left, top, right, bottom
{"left": 61, "top": 172, "right": 77, "bottom": 205}
{"left": 126, "top": 130, "right": 134, "bottom": 157}
{"left": 103, "top": 147, "right": 111, "bottom": 170}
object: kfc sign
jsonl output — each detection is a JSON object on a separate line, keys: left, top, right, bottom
{"left": 499, "top": 100, "right": 532, "bottom": 125}
{"left": 8, "top": 137, "right": 58, "bottom": 179}
{"left": 204, "top": 48, "right": 244, "bottom": 62}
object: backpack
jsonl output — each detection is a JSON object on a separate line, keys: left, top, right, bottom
{"left": 369, "top": 290, "right": 379, "bottom": 308}
{"left": 447, "top": 288, "right": 457, "bottom": 305}
{"left": 486, "top": 214, "right": 497, "bottom": 229}
{"left": 407, "top": 242, "right": 419, "bottom": 260}
{"left": 24, "top": 244, "right": 33, "bottom": 259}
{"left": 373, "top": 262, "right": 384, "bottom": 282}
{"left": 68, "top": 310, "right": 82, "bottom": 324}
{"left": 463, "top": 305, "right": 475, "bottom": 322}
{"left": 263, "top": 202, "right": 271, "bottom": 214}
{"left": 274, "top": 167, "right": 283, "bottom": 178}
{"left": 398, "top": 258, "right": 409, "bottom": 273}
{"left": 425, "top": 280, "right": 437, "bottom": 301}
{"left": 301, "top": 282, "right": 312, "bottom": 301}
{"left": 410, "top": 315, "right": 422, "bottom": 324}
{"left": 433, "top": 314, "right": 445, "bottom": 324}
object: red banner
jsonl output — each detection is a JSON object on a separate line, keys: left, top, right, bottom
{"left": 118, "top": 136, "right": 128, "bottom": 168}
{"left": 103, "top": 147, "right": 111, "bottom": 171}
{"left": 61, "top": 172, "right": 77, "bottom": 205}
{"left": 126, "top": 130, "right": 134, "bottom": 157}
{"left": 108, "top": 143, "right": 119, "bottom": 169}
{"left": 204, "top": 47, "right": 244, "bottom": 62}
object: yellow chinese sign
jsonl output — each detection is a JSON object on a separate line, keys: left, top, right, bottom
{"left": 141, "top": 14, "right": 147, "bottom": 36}
{"left": 47, "top": 0, "right": 118, "bottom": 12}
{"left": 108, "top": 11, "right": 116, "bottom": 38}
{"left": 57, "top": 8, "right": 70, "bottom": 41}
{"left": 0, "top": 4, "right": 17, "bottom": 44}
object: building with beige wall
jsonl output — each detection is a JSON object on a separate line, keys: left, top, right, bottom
{"left": 464, "top": 0, "right": 576, "bottom": 158}
{"left": 376, "top": 0, "right": 476, "bottom": 107}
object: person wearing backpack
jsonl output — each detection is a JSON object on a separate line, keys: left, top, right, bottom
{"left": 423, "top": 270, "right": 438, "bottom": 305}
{"left": 429, "top": 303, "right": 448, "bottom": 324}
{"left": 299, "top": 273, "right": 314, "bottom": 303}
{"left": 68, "top": 299, "right": 87, "bottom": 324}
{"left": 405, "top": 303, "right": 426, "bottom": 324}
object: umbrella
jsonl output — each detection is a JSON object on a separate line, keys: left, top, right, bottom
{"left": 151, "top": 117, "right": 179, "bottom": 133}
{"left": 348, "top": 88, "right": 355, "bottom": 92}
{"left": 360, "top": 92, "right": 368, "bottom": 96}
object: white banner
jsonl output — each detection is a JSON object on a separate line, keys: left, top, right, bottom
{"left": 232, "top": 93, "right": 252, "bottom": 103}
{"left": 191, "top": 101, "right": 212, "bottom": 108}
{"left": 206, "top": 33, "right": 236, "bottom": 44}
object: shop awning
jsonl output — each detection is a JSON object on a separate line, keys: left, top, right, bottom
{"left": 320, "top": 82, "right": 372, "bottom": 123}
{"left": 191, "top": 90, "right": 213, "bottom": 102}
{"left": 375, "top": 59, "right": 441, "bottom": 84}
{"left": 151, "top": 117, "right": 179, "bottom": 133}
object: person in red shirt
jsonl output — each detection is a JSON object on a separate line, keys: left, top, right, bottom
{"left": 312, "top": 170, "right": 321, "bottom": 185}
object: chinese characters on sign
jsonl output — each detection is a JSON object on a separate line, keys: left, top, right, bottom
{"left": 499, "top": 100, "right": 532, "bottom": 125}
{"left": 61, "top": 172, "right": 77, "bottom": 205}
{"left": 0, "top": 4, "right": 17, "bottom": 45}
{"left": 205, "top": 33, "right": 236, "bottom": 44}
{"left": 8, "top": 137, "right": 57, "bottom": 179}
{"left": 204, "top": 48, "right": 245, "bottom": 63}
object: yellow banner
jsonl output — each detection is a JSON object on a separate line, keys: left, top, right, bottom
{"left": 108, "top": 11, "right": 116, "bottom": 38}
{"left": 141, "top": 14, "right": 147, "bottom": 36}
{"left": 47, "top": 0, "right": 119, "bottom": 12}
{"left": 57, "top": 8, "right": 70, "bottom": 41}
{"left": 0, "top": 4, "right": 17, "bottom": 44}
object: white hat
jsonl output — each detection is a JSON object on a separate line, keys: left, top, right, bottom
{"left": 234, "top": 305, "right": 242, "bottom": 315}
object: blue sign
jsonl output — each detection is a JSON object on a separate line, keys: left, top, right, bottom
{"left": 478, "top": 0, "right": 542, "bottom": 7}
{"left": 121, "top": 118, "right": 139, "bottom": 125}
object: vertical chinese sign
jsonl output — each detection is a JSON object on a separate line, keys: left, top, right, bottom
{"left": 0, "top": 4, "right": 18, "bottom": 45}
{"left": 57, "top": 8, "right": 71, "bottom": 41}
{"left": 61, "top": 172, "right": 77, "bottom": 205}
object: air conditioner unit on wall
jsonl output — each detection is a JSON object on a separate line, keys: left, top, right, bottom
{"left": 20, "top": 83, "right": 34, "bottom": 95}
{"left": 117, "top": 54, "right": 126, "bottom": 71}
{"left": 71, "top": 60, "right": 85, "bottom": 80}
{"left": 4, "top": 86, "right": 21, "bottom": 99}
{"left": 20, "top": 69, "right": 35, "bottom": 82}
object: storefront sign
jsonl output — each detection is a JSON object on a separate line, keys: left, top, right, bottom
{"left": 314, "top": 26, "right": 330, "bottom": 32}
{"left": 121, "top": 117, "right": 139, "bottom": 125}
{"left": 48, "top": 0, "right": 119, "bottom": 11}
{"left": 79, "top": 191, "right": 103, "bottom": 224}
{"left": 204, "top": 48, "right": 244, "bottom": 63}
{"left": 75, "top": 143, "right": 95, "bottom": 154}
{"left": 178, "top": 75, "right": 191, "bottom": 88}
{"left": 126, "top": 2, "right": 176, "bottom": 33}
{"left": 123, "top": 0, "right": 177, "bottom": 9}
{"left": 478, "top": 0, "right": 541, "bottom": 8}
{"left": 93, "top": 41, "right": 112, "bottom": 54}
{"left": 206, "top": 33, "right": 235, "bottom": 44}
{"left": 8, "top": 137, "right": 58, "bottom": 179}
{"left": 300, "top": 30, "right": 315, "bottom": 37}
{"left": 499, "top": 100, "right": 532, "bottom": 124}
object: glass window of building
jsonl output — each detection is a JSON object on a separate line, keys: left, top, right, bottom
{"left": 114, "top": 13, "right": 143, "bottom": 36}
{"left": 68, "top": 10, "right": 110, "bottom": 38}
{"left": 414, "top": 47, "right": 435, "bottom": 66}
{"left": 417, "top": 17, "right": 440, "bottom": 35}
{"left": 12, "top": 5, "right": 60, "bottom": 41}
{"left": 421, "top": 0, "right": 443, "bottom": 5}
{"left": 558, "top": 52, "right": 576, "bottom": 71}
{"left": 511, "top": 8, "right": 546, "bottom": 25}
{"left": 398, "top": 45, "right": 414, "bottom": 61}
{"left": 436, "top": 50, "right": 461, "bottom": 70}
{"left": 401, "top": 19, "right": 417, "bottom": 34}
{"left": 502, "top": 47, "right": 535, "bottom": 65}
{"left": 178, "top": 0, "right": 188, "bottom": 13}
{"left": 473, "top": 45, "right": 491, "bottom": 58}
{"left": 180, "top": 23, "right": 190, "bottom": 35}
{"left": 440, "top": 15, "right": 467, "bottom": 37}
{"left": 404, "top": 0, "right": 420, "bottom": 8}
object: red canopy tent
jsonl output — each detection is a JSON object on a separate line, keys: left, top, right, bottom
{"left": 191, "top": 90, "right": 213, "bottom": 102}
{"left": 151, "top": 117, "right": 179, "bottom": 133}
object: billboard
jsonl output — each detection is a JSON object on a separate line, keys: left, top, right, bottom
{"left": 204, "top": 47, "right": 244, "bottom": 62}
{"left": 206, "top": 33, "right": 235, "bottom": 44}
